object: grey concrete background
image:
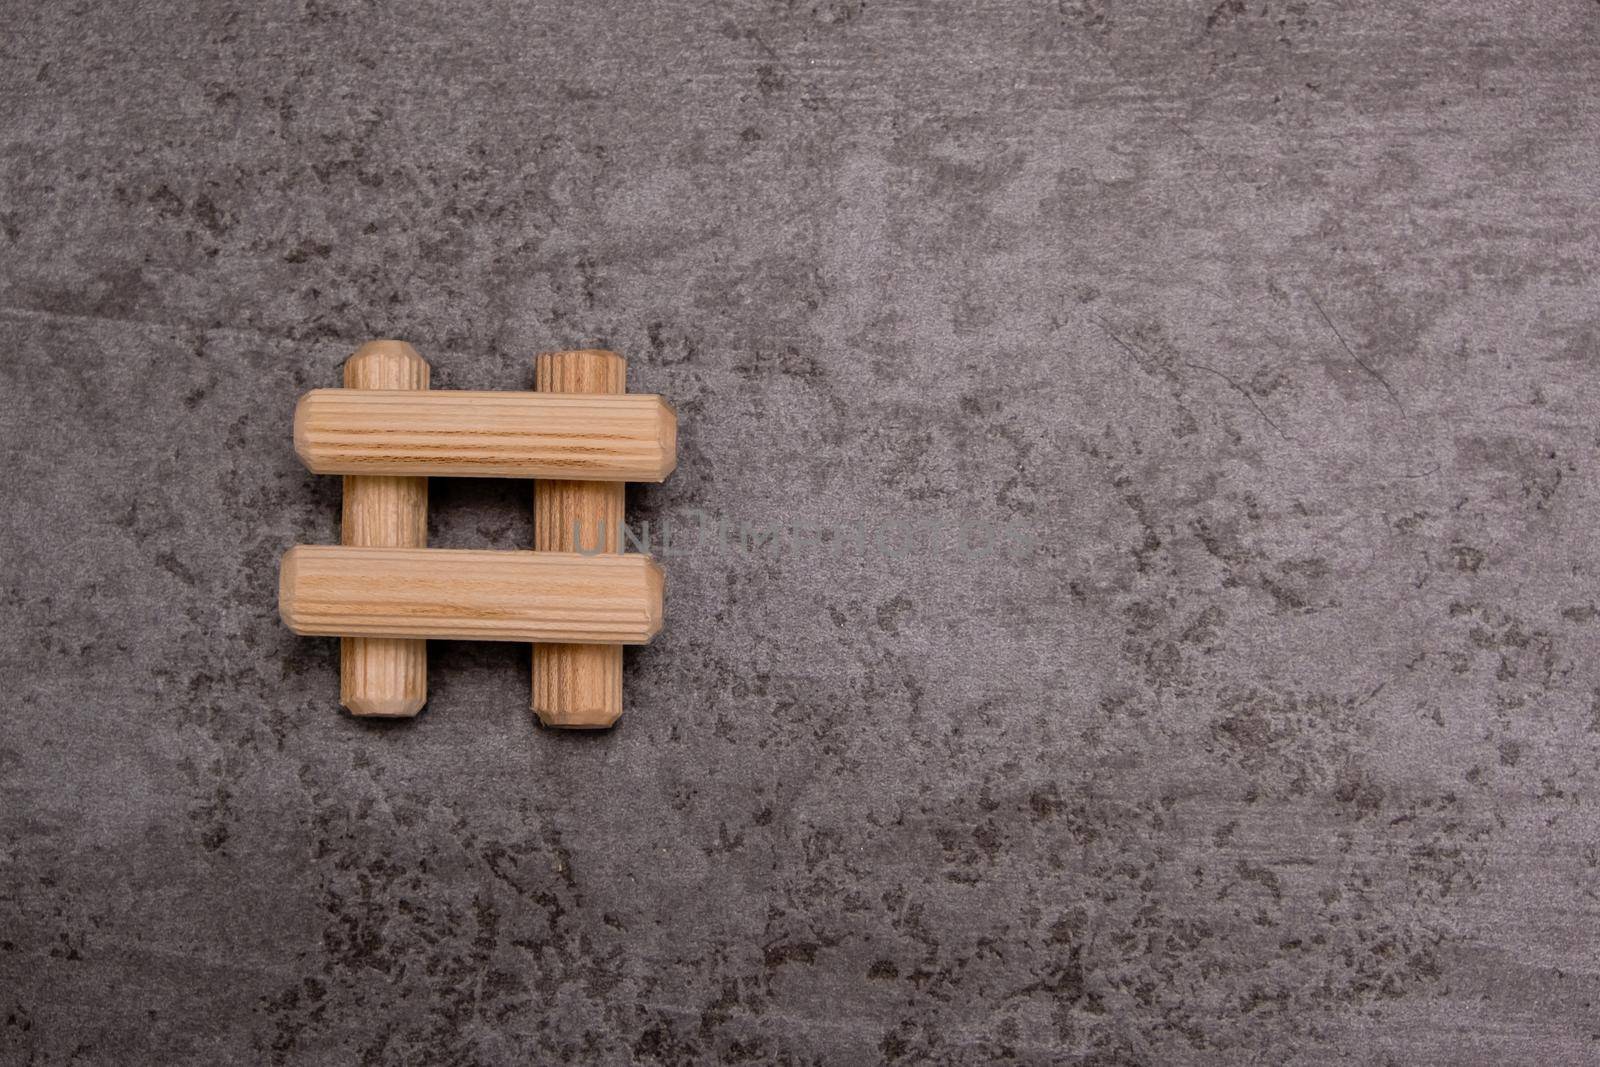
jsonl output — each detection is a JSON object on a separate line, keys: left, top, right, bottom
{"left": 3, "top": 1, "right": 1599, "bottom": 1063}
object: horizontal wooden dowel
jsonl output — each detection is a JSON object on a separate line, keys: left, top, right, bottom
{"left": 293, "top": 390, "right": 676, "bottom": 480}
{"left": 279, "top": 546, "right": 663, "bottom": 644}
{"left": 339, "top": 340, "right": 430, "bottom": 717}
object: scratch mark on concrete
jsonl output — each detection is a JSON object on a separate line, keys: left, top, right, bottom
{"left": 1309, "top": 292, "right": 1405, "bottom": 415}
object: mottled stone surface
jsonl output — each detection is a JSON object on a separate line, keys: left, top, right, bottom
{"left": 3, "top": 2, "right": 1599, "bottom": 1063}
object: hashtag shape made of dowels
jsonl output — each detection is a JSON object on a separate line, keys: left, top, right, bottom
{"left": 278, "top": 341, "right": 677, "bottom": 729}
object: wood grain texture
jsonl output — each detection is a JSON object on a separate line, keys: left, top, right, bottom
{"left": 533, "top": 350, "right": 628, "bottom": 729}
{"left": 294, "top": 389, "right": 676, "bottom": 480}
{"left": 280, "top": 546, "right": 663, "bottom": 644}
{"left": 339, "top": 340, "right": 430, "bottom": 717}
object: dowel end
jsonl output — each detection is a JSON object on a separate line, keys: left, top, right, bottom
{"left": 642, "top": 556, "right": 665, "bottom": 640}
{"left": 532, "top": 643, "right": 624, "bottom": 729}
{"left": 342, "top": 694, "right": 427, "bottom": 717}
{"left": 535, "top": 348, "right": 626, "bottom": 393}
{"left": 652, "top": 397, "right": 679, "bottom": 481}
{"left": 346, "top": 340, "right": 429, "bottom": 389}
{"left": 340, "top": 636, "right": 427, "bottom": 717}
{"left": 278, "top": 545, "right": 307, "bottom": 634}
{"left": 291, "top": 392, "right": 320, "bottom": 473}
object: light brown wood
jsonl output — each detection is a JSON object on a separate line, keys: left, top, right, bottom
{"left": 339, "top": 341, "right": 429, "bottom": 717}
{"left": 279, "top": 546, "right": 664, "bottom": 644}
{"left": 533, "top": 350, "right": 628, "bottom": 729}
{"left": 293, "top": 390, "right": 677, "bottom": 480}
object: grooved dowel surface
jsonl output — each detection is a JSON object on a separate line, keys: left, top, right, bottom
{"left": 280, "top": 546, "right": 664, "bottom": 644}
{"left": 294, "top": 390, "right": 677, "bottom": 480}
{"left": 340, "top": 341, "right": 430, "bottom": 717}
{"left": 533, "top": 350, "right": 628, "bottom": 729}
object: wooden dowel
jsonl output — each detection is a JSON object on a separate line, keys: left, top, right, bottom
{"left": 293, "top": 390, "right": 677, "bottom": 480}
{"left": 279, "top": 546, "right": 664, "bottom": 644}
{"left": 532, "top": 349, "right": 628, "bottom": 729}
{"left": 339, "top": 341, "right": 429, "bottom": 717}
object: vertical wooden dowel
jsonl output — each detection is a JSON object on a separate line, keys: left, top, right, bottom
{"left": 533, "top": 349, "right": 627, "bottom": 728}
{"left": 339, "top": 340, "right": 430, "bottom": 717}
